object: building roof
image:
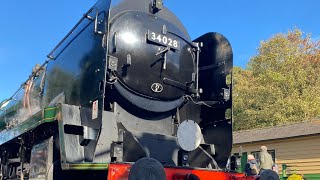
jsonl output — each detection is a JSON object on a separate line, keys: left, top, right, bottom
{"left": 233, "top": 119, "right": 320, "bottom": 144}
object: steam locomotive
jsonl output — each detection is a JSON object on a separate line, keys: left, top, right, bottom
{"left": 0, "top": 0, "right": 240, "bottom": 179}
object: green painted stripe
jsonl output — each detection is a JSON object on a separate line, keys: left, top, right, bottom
{"left": 0, "top": 106, "right": 58, "bottom": 145}
{"left": 65, "top": 163, "right": 109, "bottom": 170}
{"left": 43, "top": 106, "right": 57, "bottom": 119}
{"left": 44, "top": 107, "right": 57, "bottom": 111}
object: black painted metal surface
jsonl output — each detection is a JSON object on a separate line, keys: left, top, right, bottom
{"left": 0, "top": 0, "right": 235, "bottom": 177}
{"left": 108, "top": 11, "right": 194, "bottom": 101}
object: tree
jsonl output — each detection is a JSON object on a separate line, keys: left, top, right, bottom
{"left": 233, "top": 29, "right": 320, "bottom": 131}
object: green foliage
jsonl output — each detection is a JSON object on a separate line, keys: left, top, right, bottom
{"left": 233, "top": 29, "right": 320, "bottom": 130}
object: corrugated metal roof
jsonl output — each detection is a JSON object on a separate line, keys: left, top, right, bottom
{"left": 233, "top": 119, "right": 320, "bottom": 144}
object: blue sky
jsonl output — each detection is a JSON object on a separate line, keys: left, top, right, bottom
{"left": 0, "top": 0, "right": 319, "bottom": 101}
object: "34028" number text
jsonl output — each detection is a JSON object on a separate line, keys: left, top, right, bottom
{"left": 147, "top": 30, "right": 180, "bottom": 49}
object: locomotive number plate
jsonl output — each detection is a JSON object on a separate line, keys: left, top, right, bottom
{"left": 147, "top": 30, "right": 180, "bottom": 50}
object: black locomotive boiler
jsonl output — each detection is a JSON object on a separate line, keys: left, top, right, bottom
{"left": 0, "top": 0, "right": 234, "bottom": 179}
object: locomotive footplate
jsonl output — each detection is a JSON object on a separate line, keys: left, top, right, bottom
{"left": 107, "top": 163, "right": 257, "bottom": 180}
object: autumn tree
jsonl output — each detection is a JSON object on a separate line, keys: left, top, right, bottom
{"left": 233, "top": 29, "right": 320, "bottom": 131}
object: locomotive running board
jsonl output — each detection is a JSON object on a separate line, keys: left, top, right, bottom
{"left": 107, "top": 163, "right": 256, "bottom": 180}
{"left": 0, "top": 106, "right": 57, "bottom": 145}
